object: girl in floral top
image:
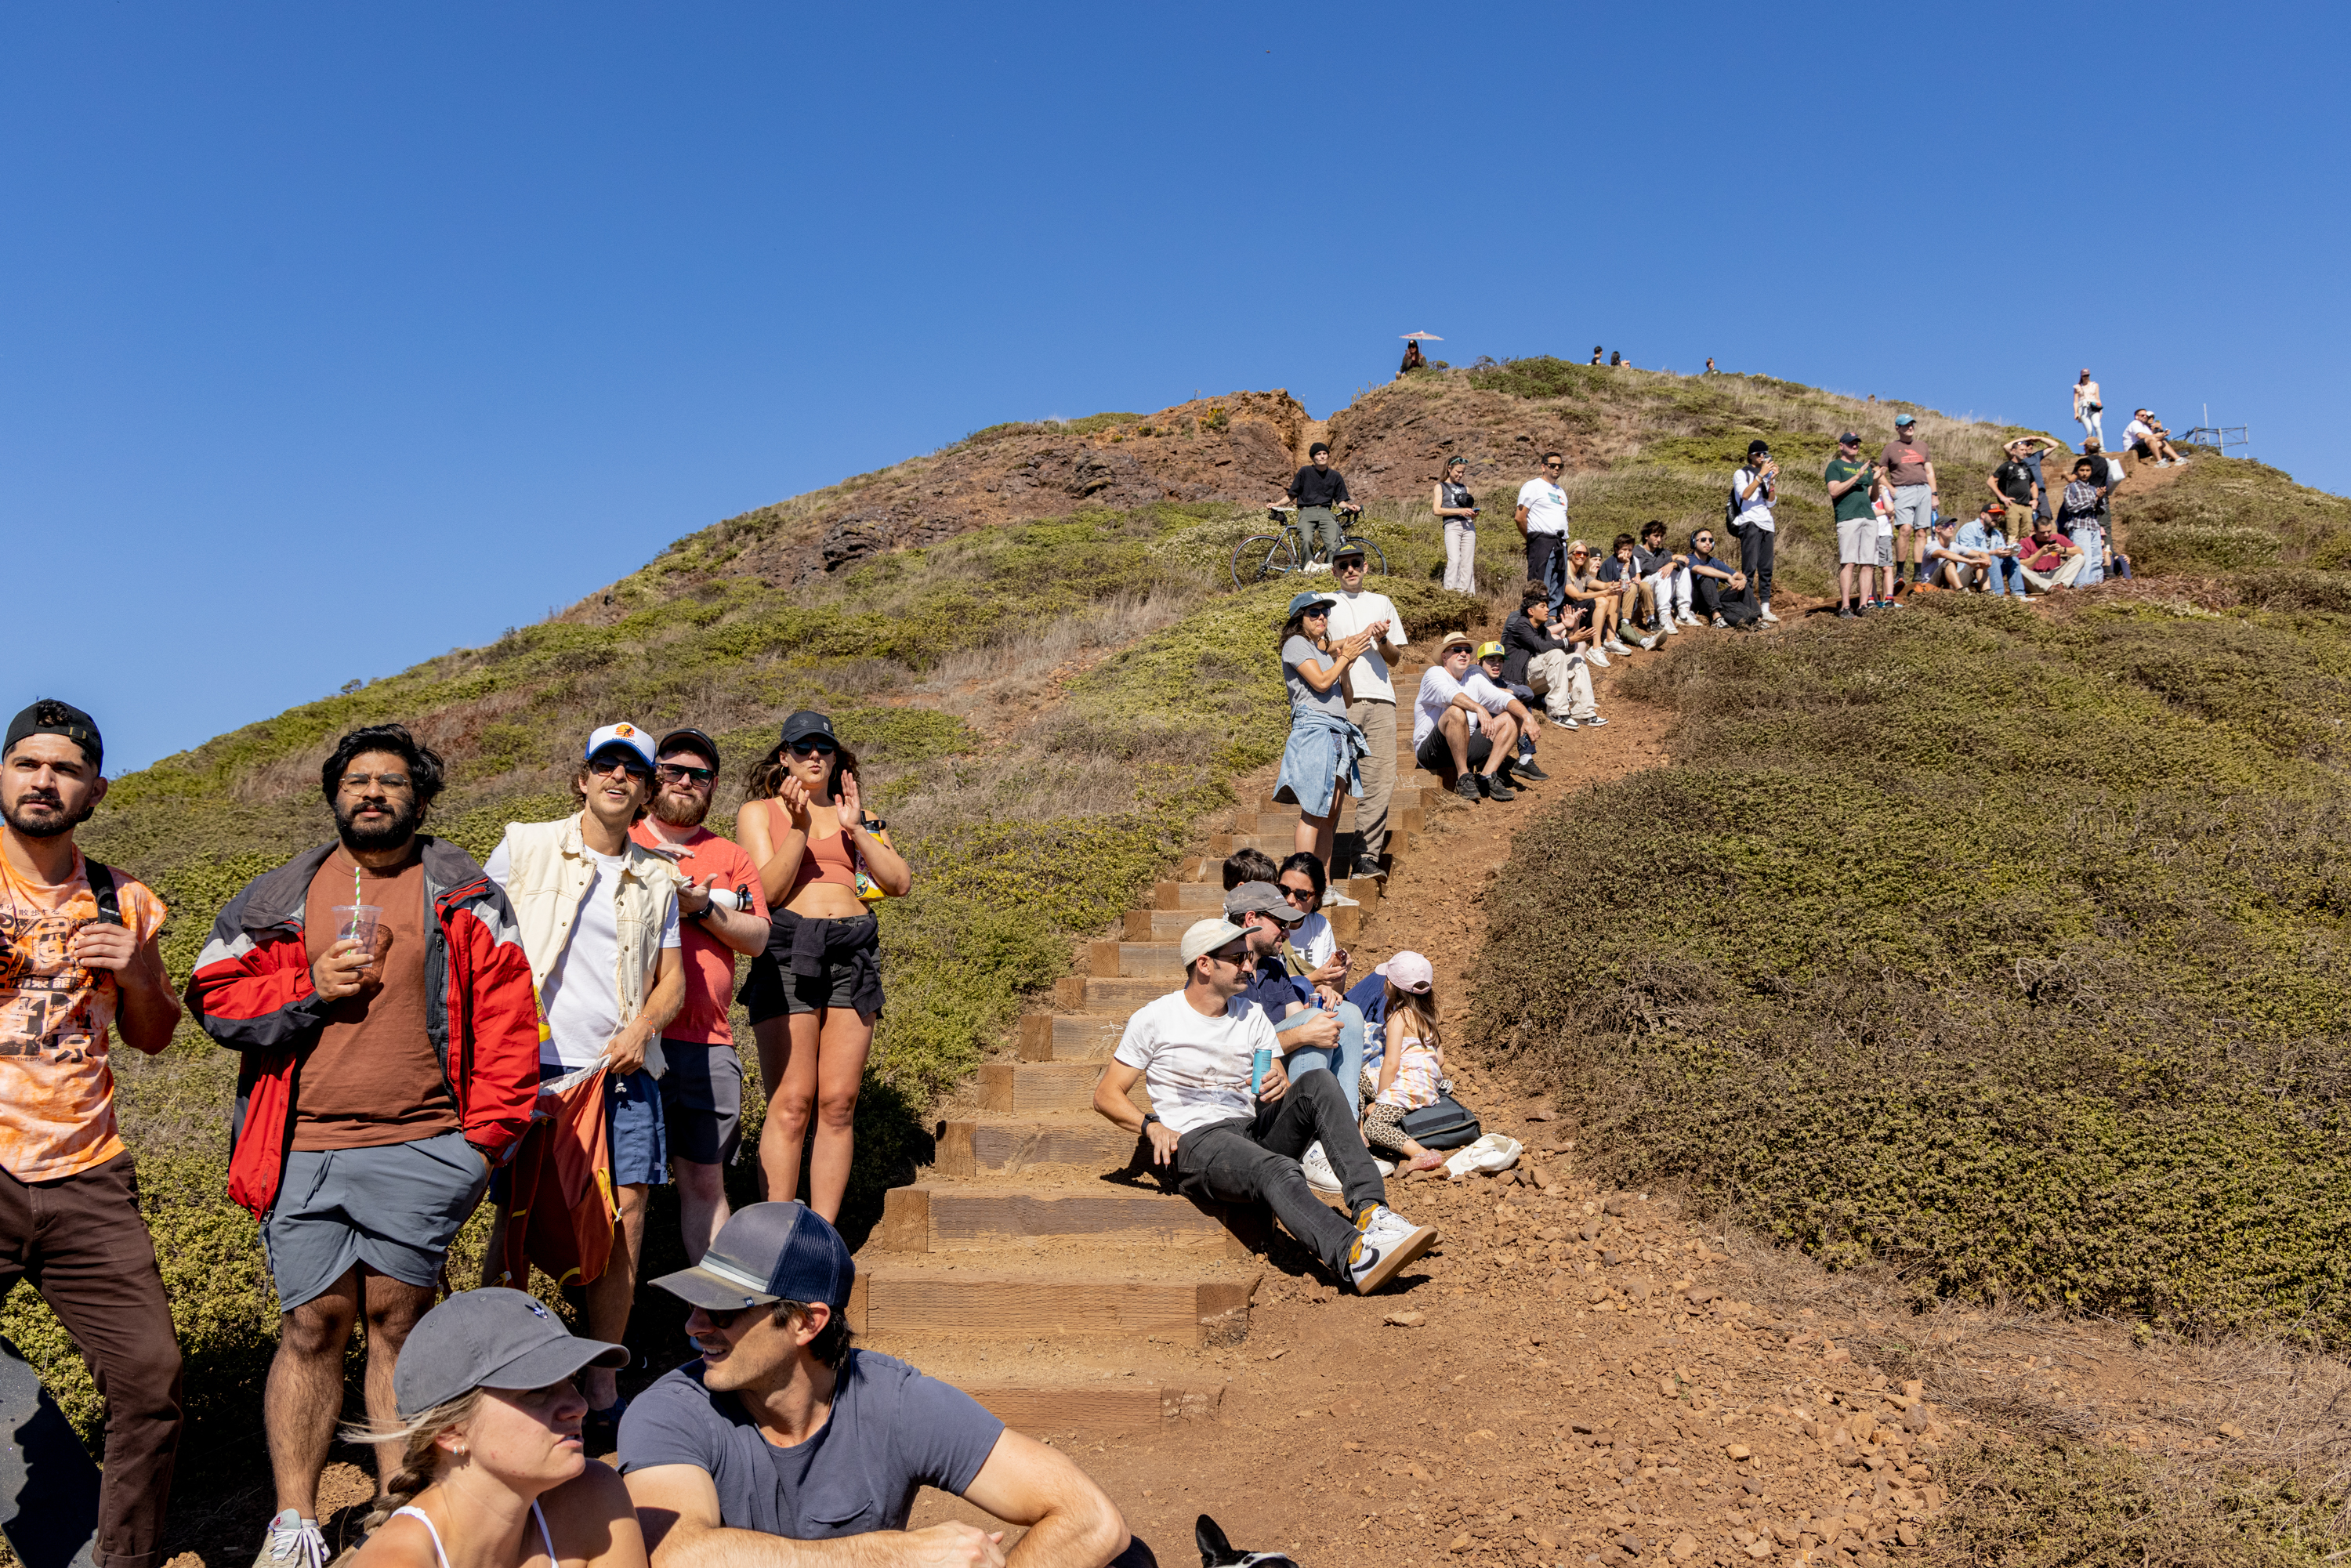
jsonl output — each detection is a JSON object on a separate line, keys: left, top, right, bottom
{"left": 1359, "top": 951, "right": 1447, "bottom": 1172}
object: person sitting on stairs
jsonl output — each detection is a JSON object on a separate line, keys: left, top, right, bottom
{"left": 1093, "top": 919, "right": 1438, "bottom": 1296}
{"left": 621, "top": 1203, "right": 1147, "bottom": 1568}
{"left": 1220, "top": 882, "right": 1379, "bottom": 1186}
{"left": 1414, "top": 632, "right": 1519, "bottom": 804}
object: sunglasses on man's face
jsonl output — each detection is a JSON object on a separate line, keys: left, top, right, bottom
{"left": 655, "top": 762, "right": 715, "bottom": 786}
{"left": 588, "top": 757, "right": 651, "bottom": 780}
{"left": 1543, "top": 462, "right": 1563, "bottom": 470}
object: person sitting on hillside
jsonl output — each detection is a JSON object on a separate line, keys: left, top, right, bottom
{"left": 2123, "top": 409, "right": 2187, "bottom": 468}
{"left": 1397, "top": 339, "right": 1427, "bottom": 377}
{"left": 1501, "top": 585, "right": 1601, "bottom": 731}
{"left": 1358, "top": 952, "right": 1450, "bottom": 1175}
{"left": 1914, "top": 516, "right": 1979, "bottom": 592}
{"left": 346, "top": 1287, "right": 645, "bottom": 1568}
{"left": 620, "top": 1203, "right": 1146, "bottom": 1568}
{"left": 1276, "top": 853, "right": 1349, "bottom": 998}
{"left": 1596, "top": 534, "right": 1665, "bottom": 644}
{"left": 1469, "top": 641, "right": 1550, "bottom": 787}
{"left": 2016, "top": 511, "right": 2087, "bottom": 593}
{"left": 1415, "top": 632, "right": 1520, "bottom": 802}
{"left": 1286, "top": 442, "right": 1360, "bottom": 566}
{"left": 1561, "top": 541, "right": 1633, "bottom": 664}
{"left": 1957, "top": 503, "right": 2027, "bottom": 597}
{"left": 1639, "top": 520, "right": 1696, "bottom": 628}
{"left": 1590, "top": 346, "right": 1605, "bottom": 366}
{"left": 1223, "top": 880, "right": 1374, "bottom": 1168}
{"left": 1686, "top": 528, "right": 1760, "bottom": 628}
{"left": 1092, "top": 920, "right": 1437, "bottom": 1295}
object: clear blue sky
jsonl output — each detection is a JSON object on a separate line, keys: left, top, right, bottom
{"left": 7, "top": 1, "right": 2342, "bottom": 773}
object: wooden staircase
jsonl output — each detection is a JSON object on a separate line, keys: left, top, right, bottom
{"left": 847, "top": 664, "right": 1444, "bottom": 1436}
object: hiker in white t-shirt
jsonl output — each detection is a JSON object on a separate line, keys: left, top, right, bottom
{"left": 1514, "top": 451, "right": 1572, "bottom": 615}
{"left": 1413, "top": 632, "right": 1519, "bottom": 804}
{"left": 1729, "top": 440, "right": 1781, "bottom": 625}
{"left": 1321, "top": 545, "right": 1411, "bottom": 883}
{"left": 1091, "top": 920, "right": 1437, "bottom": 1294}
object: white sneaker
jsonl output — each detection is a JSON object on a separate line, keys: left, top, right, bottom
{"left": 1712, "top": 614, "right": 1728, "bottom": 628}
{"left": 1585, "top": 646, "right": 1611, "bottom": 668}
{"left": 1552, "top": 715, "right": 1579, "bottom": 730}
{"left": 1659, "top": 617, "right": 1680, "bottom": 636}
{"left": 1584, "top": 714, "right": 1609, "bottom": 726}
{"left": 1372, "top": 1156, "right": 1397, "bottom": 1177}
{"left": 1347, "top": 1206, "right": 1438, "bottom": 1293}
{"left": 1325, "top": 888, "right": 1360, "bottom": 907}
{"left": 1759, "top": 605, "right": 1779, "bottom": 624}
{"left": 1634, "top": 632, "right": 1658, "bottom": 650}
{"left": 254, "top": 1512, "right": 328, "bottom": 1568}
{"left": 1679, "top": 610, "right": 1701, "bottom": 625}
{"left": 1605, "top": 639, "right": 1634, "bottom": 655}
{"left": 1302, "top": 1142, "right": 1342, "bottom": 1195}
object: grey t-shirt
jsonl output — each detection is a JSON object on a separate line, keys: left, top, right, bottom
{"left": 1282, "top": 635, "right": 1348, "bottom": 719}
{"left": 617, "top": 1351, "right": 1005, "bottom": 1537}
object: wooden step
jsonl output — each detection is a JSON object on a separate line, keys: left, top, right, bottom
{"left": 1256, "top": 787, "right": 1435, "bottom": 815}
{"left": 874, "top": 1342, "right": 1227, "bottom": 1432}
{"left": 1154, "top": 882, "right": 1229, "bottom": 911}
{"left": 846, "top": 1258, "right": 1260, "bottom": 1346}
{"left": 976, "top": 1059, "right": 1147, "bottom": 1114}
{"left": 933, "top": 1114, "right": 1146, "bottom": 1177}
{"left": 967, "top": 1381, "right": 1223, "bottom": 1434}
{"left": 1016, "top": 1012, "right": 1124, "bottom": 1060}
{"left": 1052, "top": 976, "right": 1179, "bottom": 1012}
{"left": 1234, "top": 806, "right": 1425, "bottom": 838}
{"left": 1089, "top": 940, "right": 1183, "bottom": 978}
{"left": 871, "top": 1182, "right": 1247, "bottom": 1255}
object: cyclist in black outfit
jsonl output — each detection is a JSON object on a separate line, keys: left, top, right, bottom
{"left": 1288, "top": 441, "right": 1360, "bottom": 564}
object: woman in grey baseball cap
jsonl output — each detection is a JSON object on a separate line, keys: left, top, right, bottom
{"left": 346, "top": 1287, "right": 648, "bottom": 1568}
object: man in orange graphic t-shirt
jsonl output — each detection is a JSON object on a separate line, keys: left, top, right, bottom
{"left": 0, "top": 699, "right": 184, "bottom": 1568}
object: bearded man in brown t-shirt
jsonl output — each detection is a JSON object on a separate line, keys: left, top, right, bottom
{"left": 187, "top": 725, "right": 538, "bottom": 1568}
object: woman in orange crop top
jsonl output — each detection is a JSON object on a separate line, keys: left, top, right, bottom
{"left": 736, "top": 710, "right": 911, "bottom": 1222}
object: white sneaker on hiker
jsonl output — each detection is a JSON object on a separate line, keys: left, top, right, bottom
{"left": 1633, "top": 632, "right": 1658, "bottom": 650}
{"left": 1659, "top": 617, "right": 1679, "bottom": 636}
{"left": 1348, "top": 1204, "right": 1438, "bottom": 1293}
{"left": 1324, "top": 888, "right": 1360, "bottom": 907}
{"left": 1372, "top": 1156, "right": 1396, "bottom": 1177}
{"left": 254, "top": 1512, "right": 327, "bottom": 1568}
{"left": 1712, "top": 614, "right": 1729, "bottom": 628}
{"left": 1584, "top": 714, "right": 1609, "bottom": 726}
{"left": 1552, "top": 715, "right": 1579, "bottom": 730}
{"left": 1605, "top": 638, "right": 1634, "bottom": 655}
{"left": 1585, "top": 646, "right": 1611, "bottom": 668}
{"left": 1679, "top": 610, "right": 1701, "bottom": 625}
{"left": 1302, "top": 1142, "right": 1342, "bottom": 1195}
{"left": 1759, "top": 604, "right": 1780, "bottom": 624}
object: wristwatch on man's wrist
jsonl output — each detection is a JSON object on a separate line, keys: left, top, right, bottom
{"left": 1143, "top": 1113, "right": 1161, "bottom": 1127}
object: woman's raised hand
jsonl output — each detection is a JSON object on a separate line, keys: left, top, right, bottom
{"left": 777, "top": 775, "right": 815, "bottom": 832}
{"left": 835, "top": 770, "right": 864, "bottom": 831}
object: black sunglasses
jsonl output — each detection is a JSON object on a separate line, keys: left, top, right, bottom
{"left": 655, "top": 762, "right": 715, "bottom": 785}
{"left": 787, "top": 738, "right": 838, "bottom": 757}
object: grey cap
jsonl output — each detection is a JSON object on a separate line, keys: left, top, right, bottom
{"left": 392, "top": 1287, "right": 626, "bottom": 1419}
{"left": 648, "top": 1200, "right": 855, "bottom": 1313}
{"left": 1179, "top": 918, "right": 1248, "bottom": 967}
{"left": 1223, "top": 879, "right": 1303, "bottom": 927}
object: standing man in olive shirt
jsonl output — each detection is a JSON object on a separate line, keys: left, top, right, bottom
{"left": 187, "top": 725, "right": 540, "bottom": 1568}
{"left": 1880, "top": 415, "right": 1940, "bottom": 586}
{"left": 1287, "top": 440, "right": 1360, "bottom": 564}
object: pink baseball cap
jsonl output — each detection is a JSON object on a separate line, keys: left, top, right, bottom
{"left": 1375, "top": 951, "right": 1435, "bottom": 994}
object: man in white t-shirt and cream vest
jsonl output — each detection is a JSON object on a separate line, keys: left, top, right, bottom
{"left": 1092, "top": 919, "right": 1436, "bottom": 1294}
{"left": 1320, "top": 542, "right": 1411, "bottom": 883}
{"left": 483, "top": 721, "right": 686, "bottom": 1450}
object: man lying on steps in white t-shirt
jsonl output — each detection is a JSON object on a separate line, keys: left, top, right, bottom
{"left": 1092, "top": 918, "right": 1437, "bottom": 1293}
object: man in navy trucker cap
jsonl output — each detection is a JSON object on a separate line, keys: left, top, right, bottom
{"left": 619, "top": 1202, "right": 1151, "bottom": 1566}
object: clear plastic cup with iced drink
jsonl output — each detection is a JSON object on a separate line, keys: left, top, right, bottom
{"left": 331, "top": 905, "right": 383, "bottom": 968}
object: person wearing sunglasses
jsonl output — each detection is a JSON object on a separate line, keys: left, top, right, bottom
{"left": 1273, "top": 592, "right": 1373, "bottom": 886}
{"left": 1514, "top": 451, "right": 1573, "bottom": 616}
{"left": 479, "top": 722, "right": 687, "bottom": 1453}
{"left": 736, "top": 712, "right": 911, "bottom": 1225}
{"left": 629, "top": 730, "right": 772, "bottom": 1264}
{"left": 1686, "top": 530, "right": 1761, "bottom": 629}
{"left": 622, "top": 1200, "right": 1147, "bottom": 1568}
{"left": 190, "top": 722, "right": 545, "bottom": 1563}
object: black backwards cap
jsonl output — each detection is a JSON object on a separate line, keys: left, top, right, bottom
{"left": 5, "top": 700, "right": 102, "bottom": 771}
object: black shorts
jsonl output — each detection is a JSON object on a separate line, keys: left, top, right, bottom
{"left": 657, "top": 1041, "right": 743, "bottom": 1165}
{"left": 1415, "top": 725, "right": 1494, "bottom": 777}
{"left": 739, "top": 910, "right": 883, "bottom": 1024}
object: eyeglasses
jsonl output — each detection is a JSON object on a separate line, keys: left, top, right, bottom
{"left": 337, "top": 772, "right": 414, "bottom": 793}
{"left": 654, "top": 762, "right": 715, "bottom": 785}
{"left": 1277, "top": 881, "right": 1317, "bottom": 904}
{"left": 1207, "top": 947, "right": 1249, "bottom": 968}
{"left": 787, "top": 738, "right": 837, "bottom": 758}
{"left": 1542, "top": 461, "right": 1563, "bottom": 469}
{"left": 697, "top": 1303, "right": 757, "bottom": 1329}
{"left": 1570, "top": 551, "right": 1589, "bottom": 559}
{"left": 587, "top": 757, "right": 651, "bottom": 780}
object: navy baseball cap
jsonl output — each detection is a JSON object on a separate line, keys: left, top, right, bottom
{"left": 1286, "top": 591, "right": 1339, "bottom": 619}
{"left": 656, "top": 727, "right": 721, "bottom": 768}
{"left": 778, "top": 710, "right": 835, "bottom": 748}
{"left": 392, "top": 1287, "right": 625, "bottom": 1419}
{"left": 650, "top": 1200, "right": 855, "bottom": 1312}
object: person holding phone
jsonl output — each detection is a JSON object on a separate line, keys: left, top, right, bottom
{"left": 1730, "top": 440, "right": 1782, "bottom": 623}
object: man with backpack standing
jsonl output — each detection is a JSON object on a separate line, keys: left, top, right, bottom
{"left": 187, "top": 722, "right": 540, "bottom": 1568}
{"left": 1881, "top": 415, "right": 1939, "bottom": 588}
{"left": 1287, "top": 441, "right": 1359, "bottom": 567}
{"left": 1728, "top": 440, "right": 1781, "bottom": 623}
{"left": 0, "top": 700, "right": 185, "bottom": 1568}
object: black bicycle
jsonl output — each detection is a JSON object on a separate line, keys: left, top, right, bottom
{"left": 1230, "top": 505, "right": 1388, "bottom": 588}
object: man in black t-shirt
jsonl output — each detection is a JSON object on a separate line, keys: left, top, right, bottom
{"left": 1998, "top": 436, "right": 2061, "bottom": 523}
{"left": 1286, "top": 441, "right": 1359, "bottom": 565}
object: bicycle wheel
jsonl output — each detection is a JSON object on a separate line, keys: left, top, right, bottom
{"left": 1341, "top": 536, "right": 1388, "bottom": 575}
{"left": 1232, "top": 531, "right": 1302, "bottom": 588}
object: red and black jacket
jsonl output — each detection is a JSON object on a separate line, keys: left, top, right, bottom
{"left": 185, "top": 836, "right": 542, "bottom": 1219}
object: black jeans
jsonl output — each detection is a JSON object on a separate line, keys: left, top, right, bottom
{"left": 1173, "top": 1071, "right": 1383, "bottom": 1276}
{"left": 1695, "top": 569, "right": 1760, "bottom": 627}
{"left": 1730, "top": 519, "right": 1776, "bottom": 607}
{"left": 1525, "top": 534, "right": 1569, "bottom": 616}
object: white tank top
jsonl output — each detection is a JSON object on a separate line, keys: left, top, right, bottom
{"left": 390, "top": 1502, "right": 556, "bottom": 1568}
